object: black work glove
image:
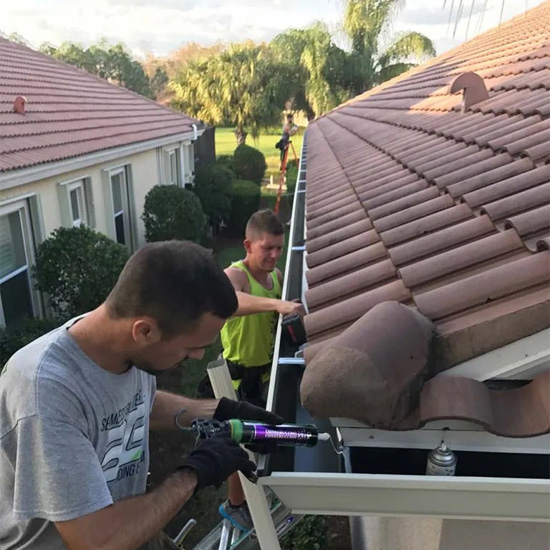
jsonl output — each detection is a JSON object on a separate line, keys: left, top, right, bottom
{"left": 179, "top": 434, "right": 257, "bottom": 490}
{"left": 214, "top": 397, "right": 284, "bottom": 425}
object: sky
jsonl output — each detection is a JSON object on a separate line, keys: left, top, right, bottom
{"left": 0, "top": 0, "right": 543, "bottom": 59}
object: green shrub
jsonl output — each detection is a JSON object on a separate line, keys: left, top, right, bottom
{"left": 281, "top": 515, "right": 328, "bottom": 550}
{"left": 32, "top": 226, "right": 129, "bottom": 320}
{"left": 233, "top": 144, "right": 267, "bottom": 185}
{"left": 192, "top": 164, "right": 233, "bottom": 227}
{"left": 142, "top": 184, "right": 206, "bottom": 243}
{"left": 286, "top": 159, "right": 299, "bottom": 199}
{"left": 1, "top": 317, "right": 59, "bottom": 368}
{"left": 228, "top": 179, "right": 260, "bottom": 236}
{"left": 216, "top": 155, "right": 235, "bottom": 175}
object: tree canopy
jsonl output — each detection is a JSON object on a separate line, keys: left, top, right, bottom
{"left": 39, "top": 40, "right": 155, "bottom": 98}
{"left": 170, "top": 43, "right": 291, "bottom": 144}
{"left": 7, "top": 0, "right": 440, "bottom": 141}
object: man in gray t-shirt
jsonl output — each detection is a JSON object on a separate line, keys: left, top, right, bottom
{"left": 0, "top": 241, "right": 282, "bottom": 550}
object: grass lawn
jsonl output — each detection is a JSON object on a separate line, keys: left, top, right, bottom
{"left": 215, "top": 127, "right": 303, "bottom": 177}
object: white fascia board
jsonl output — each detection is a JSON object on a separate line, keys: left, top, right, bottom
{"left": 261, "top": 472, "right": 550, "bottom": 522}
{"left": 0, "top": 129, "right": 203, "bottom": 191}
{"left": 335, "top": 423, "right": 550, "bottom": 454}
{"left": 439, "top": 328, "right": 550, "bottom": 381}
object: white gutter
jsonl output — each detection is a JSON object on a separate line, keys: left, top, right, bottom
{"left": 260, "top": 128, "right": 550, "bottom": 525}
{"left": 261, "top": 473, "right": 550, "bottom": 522}
{"left": 265, "top": 135, "right": 307, "bottom": 413}
{"left": 0, "top": 128, "right": 204, "bottom": 191}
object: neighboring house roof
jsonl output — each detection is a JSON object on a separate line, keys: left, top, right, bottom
{"left": 0, "top": 38, "right": 199, "bottom": 173}
{"left": 300, "top": 2, "right": 550, "bottom": 432}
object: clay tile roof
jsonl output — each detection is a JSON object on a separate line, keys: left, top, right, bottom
{"left": 0, "top": 38, "right": 199, "bottom": 173}
{"left": 303, "top": 1, "right": 550, "bottom": 374}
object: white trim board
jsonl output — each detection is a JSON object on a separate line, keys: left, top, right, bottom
{"left": 261, "top": 472, "right": 550, "bottom": 522}
{"left": 0, "top": 129, "right": 203, "bottom": 191}
{"left": 439, "top": 328, "right": 550, "bottom": 381}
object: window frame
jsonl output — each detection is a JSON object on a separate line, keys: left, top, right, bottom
{"left": 57, "top": 176, "right": 94, "bottom": 229}
{"left": 162, "top": 144, "right": 183, "bottom": 186}
{"left": 0, "top": 199, "right": 40, "bottom": 328}
{"left": 67, "top": 180, "right": 87, "bottom": 227}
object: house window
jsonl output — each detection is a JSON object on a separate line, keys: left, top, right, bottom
{"left": 68, "top": 181, "right": 87, "bottom": 227}
{"left": 110, "top": 168, "right": 133, "bottom": 248}
{"left": 183, "top": 144, "right": 195, "bottom": 186}
{"left": 0, "top": 201, "right": 37, "bottom": 328}
{"left": 168, "top": 149, "right": 180, "bottom": 185}
{"left": 57, "top": 178, "right": 94, "bottom": 229}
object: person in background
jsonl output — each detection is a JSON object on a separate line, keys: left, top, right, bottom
{"left": 279, "top": 113, "right": 298, "bottom": 170}
{"left": 218, "top": 210, "right": 305, "bottom": 532}
{"left": 0, "top": 240, "right": 282, "bottom": 550}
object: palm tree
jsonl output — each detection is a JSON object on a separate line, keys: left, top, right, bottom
{"left": 170, "top": 44, "right": 288, "bottom": 144}
{"left": 271, "top": 23, "right": 350, "bottom": 118}
{"left": 342, "top": 0, "right": 436, "bottom": 95}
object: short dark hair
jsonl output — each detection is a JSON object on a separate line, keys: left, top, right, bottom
{"left": 286, "top": 113, "right": 293, "bottom": 120}
{"left": 246, "top": 209, "right": 284, "bottom": 239}
{"left": 105, "top": 241, "right": 237, "bottom": 338}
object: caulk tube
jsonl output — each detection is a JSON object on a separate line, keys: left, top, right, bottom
{"left": 228, "top": 419, "right": 322, "bottom": 447}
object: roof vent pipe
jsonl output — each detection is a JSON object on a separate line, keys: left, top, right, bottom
{"left": 13, "top": 96, "right": 27, "bottom": 115}
{"left": 192, "top": 123, "right": 198, "bottom": 140}
{"left": 449, "top": 72, "right": 489, "bottom": 114}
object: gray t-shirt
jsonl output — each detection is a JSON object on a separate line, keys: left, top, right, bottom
{"left": 0, "top": 318, "right": 156, "bottom": 550}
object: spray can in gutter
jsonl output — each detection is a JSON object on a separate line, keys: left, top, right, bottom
{"left": 426, "top": 442, "right": 457, "bottom": 476}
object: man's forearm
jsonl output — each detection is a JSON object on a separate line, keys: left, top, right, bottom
{"left": 150, "top": 390, "right": 218, "bottom": 431}
{"left": 234, "top": 291, "right": 279, "bottom": 316}
{"left": 57, "top": 470, "right": 197, "bottom": 550}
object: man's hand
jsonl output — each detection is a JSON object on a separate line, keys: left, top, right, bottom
{"left": 179, "top": 435, "right": 257, "bottom": 489}
{"left": 275, "top": 300, "right": 306, "bottom": 317}
{"left": 214, "top": 397, "right": 284, "bottom": 425}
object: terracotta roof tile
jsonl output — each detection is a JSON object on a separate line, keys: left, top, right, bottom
{"left": 307, "top": 219, "right": 372, "bottom": 253}
{"left": 306, "top": 230, "right": 380, "bottom": 269}
{"left": 446, "top": 157, "right": 534, "bottom": 197}
{"left": 480, "top": 181, "right": 550, "bottom": 221}
{"left": 505, "top": 204, "right": 550, "bottom": 238}
{"left": 0, "top": 38, "right": 198, "bottom": 172}
{"left": 304, "top": 280, "right": 411, "bottom": 340}
{"left": 300, "top": 1, "right": 550, "bottom": 429}
{"left": 379, "top": 203, "right": 474, "bottom": 247}
{"left": 306, "top": 259, "right": 397, "bottom": 311}
{"left": 414, "top": 252, "right": 549, "bottom": 321}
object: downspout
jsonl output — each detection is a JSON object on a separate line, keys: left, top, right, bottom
{"left": 192, "top": 123, "right": 198, "bottom": 141}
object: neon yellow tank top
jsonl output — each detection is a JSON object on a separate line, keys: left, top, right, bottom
{"left": 221, "top": 260, "right": 281, "bottom": 368}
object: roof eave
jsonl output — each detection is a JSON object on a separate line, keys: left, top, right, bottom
{"left": 0, "top": 127, "right": 203, "bottom": 191}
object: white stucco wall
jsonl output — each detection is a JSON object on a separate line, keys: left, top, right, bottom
{"left": 352, "top": 516, "right": 550, "bottom": 550}
{"left": 0, "top": 141, "right": 192, "bottom": 248}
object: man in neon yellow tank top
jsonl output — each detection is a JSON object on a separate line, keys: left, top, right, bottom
{"left": 219, "top": 209, "right": 304, "bottom": 531}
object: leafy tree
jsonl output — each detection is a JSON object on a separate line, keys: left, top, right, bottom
{"left": 142, "top": 184, "right": 206, "bottom": 243}
{"left": 343, "top": 0, "right": 436, "bottom": 94}
{"left": 32, "top": 226, "right": 129, "bottom": 319}
{"left": 192, "top": 163, "right": 233, "bottom": 228}
{"left": 170, "top": 43, "right": 290, "bottom": 144}
{"left": 39, "top": 40, "right": 153, "bottom": 98}
{"left": 150, "top": 66, "right": 169, "bottom": 98}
